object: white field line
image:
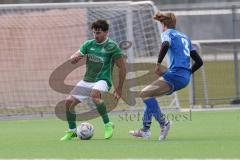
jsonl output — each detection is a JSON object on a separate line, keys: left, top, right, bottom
{"left": 1, "top": 159, "right": 240, "bottom": 160}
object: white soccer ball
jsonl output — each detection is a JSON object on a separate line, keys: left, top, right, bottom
{"left": 77, "top": 122, "right": 94, "bottom": 140}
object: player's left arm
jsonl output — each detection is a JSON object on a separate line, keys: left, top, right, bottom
{"left": 190, "top": 50, "right": 203, "bottom": 73}
{"left": 113, "top": 56, "right": 126, "bottom": 99}
{"left": 189, "top": 39, "right": 203, "bottom": 73}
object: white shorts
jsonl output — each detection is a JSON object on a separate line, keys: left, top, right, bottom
{"left": 70, "top": 80, "right": 109, "bottom": 102}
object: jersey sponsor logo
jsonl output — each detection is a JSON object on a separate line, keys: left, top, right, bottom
{"left": 87, "top": 54, "right": 104, "bottom": 63}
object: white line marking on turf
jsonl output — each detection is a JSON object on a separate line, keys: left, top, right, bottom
{"left": 0, "top": 158, "right": 240, "bottom": 160}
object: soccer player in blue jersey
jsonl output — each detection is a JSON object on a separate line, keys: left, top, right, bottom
{"left": 129, "top": 11, "right": 203, "bottom": 141}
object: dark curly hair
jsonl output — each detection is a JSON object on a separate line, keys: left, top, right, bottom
{"left": 91, "top": 19, "right": 109, "bottom": 31}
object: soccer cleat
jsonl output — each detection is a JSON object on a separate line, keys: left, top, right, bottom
{"left": 129, "top": 128, "right": 151, "bottom": 139}
{"left": 159, "top": 121, "right": 171, "bottom": 141}
{"left": 60, "top": 130, "right": 77, "bottom": 141}
{"left": 104, "top": 122, "right": 114, "bottom": 139}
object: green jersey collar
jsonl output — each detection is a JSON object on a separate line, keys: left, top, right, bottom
{"left": 96, "top": 37, "right": 109, "bottom": 45}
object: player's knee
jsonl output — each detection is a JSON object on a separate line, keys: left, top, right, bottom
{"left": 92, "top": 97, "right": 103, "bottom": 104}
{"left": 65, "top": 96, "right": 74, "bottom": 108}
{"left": 139, "top": 90, "right": 146, "bottom": 99}
{"left": 91, "top": 94, "right": 103, "bottom": 104}
{"left": 90, "top": 90, "right": 103, "bottom": 104}
{"left": 139, "top": 90, "right": 152, "bottom": 99}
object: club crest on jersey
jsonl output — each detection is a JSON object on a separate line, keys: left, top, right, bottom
{"left": 104, "top": 42, "right": 116, "bottom": 53}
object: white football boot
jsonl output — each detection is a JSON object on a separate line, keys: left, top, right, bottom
{"left": 159, "top": 120, "right": 171, "bottom": 141}
{"left": 129, "top": 128, "right": 151, "bottom": 139}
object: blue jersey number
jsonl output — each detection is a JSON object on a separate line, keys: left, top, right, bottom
{"left": 181, "top": 38, "right": 190, "bottom": 56}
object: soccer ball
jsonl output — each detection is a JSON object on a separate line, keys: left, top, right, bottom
{"left": 77, "top": 122, "right": 94, "bottom": 140}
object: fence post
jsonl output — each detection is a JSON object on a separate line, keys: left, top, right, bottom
{"left": 231, "top": 5, "right": 240, "bottom": 104}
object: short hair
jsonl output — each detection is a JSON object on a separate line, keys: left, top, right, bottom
{"left": 153, "top": 11, "right": 176, "bottom": 29}
{"left": 91, "top": 19, "right": 109, "bottom": 31}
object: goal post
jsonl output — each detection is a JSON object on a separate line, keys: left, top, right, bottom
{"left": 0, "top": 1, "right": 180, "bottom": 119}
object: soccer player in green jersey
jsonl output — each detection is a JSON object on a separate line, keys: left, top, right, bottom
{"left": 60, "top": 20, "right": 126, "bottom": 140}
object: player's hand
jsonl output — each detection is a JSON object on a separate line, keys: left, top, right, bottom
{"left": 155, "top": 63, "right": 167, "bottom": 76}
{"left": 70, "top": 52, "right": 84, "bottom": 64}
{"left": 113, "top": 87, "right": 122, "bottom": 99}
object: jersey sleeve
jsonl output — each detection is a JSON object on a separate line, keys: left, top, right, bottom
{"left": 188, "top": 38, "right": 196, "bottom": 52}
{"left": 112, "top": 45, "right": 123, "bottom": 60}
{"left": 79, "top": 40, "right": 91, "bottom": 55}
{"left": 105, "top": 42, "right": 122, "bottom": 60}
{"left": 161, "top": 31, "right": 171, "bottom": 45}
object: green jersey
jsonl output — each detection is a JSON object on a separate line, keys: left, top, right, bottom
{"left": 79, "top": 37, "right": 122, "bottom": 89}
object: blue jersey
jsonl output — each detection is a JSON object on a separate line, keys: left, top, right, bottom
{"left": 161, "top": 29, "right": 195, "bottom": 74}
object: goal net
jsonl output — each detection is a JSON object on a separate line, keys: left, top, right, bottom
{"left": 191, "top": 39, "right": 240, "bottom": 108}
{"left": 0, "top": 1, "right": 180, "bottom": 119}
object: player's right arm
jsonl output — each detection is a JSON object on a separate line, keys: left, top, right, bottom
{"left": 70, "top": 40, "right": 90, "bottom": 64}
{"left": 155, "top": 31, "right": 170, "bottom": 76}
{"left": 70, "top": 51, "right": 84, "bottom": 64}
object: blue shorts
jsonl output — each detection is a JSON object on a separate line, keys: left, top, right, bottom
{"left": 162, "top": 69, "right": 191, "bottom": 95}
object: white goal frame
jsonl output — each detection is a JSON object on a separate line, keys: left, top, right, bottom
{"left": 0, "top": 1, "right": 181, "bottom": 119}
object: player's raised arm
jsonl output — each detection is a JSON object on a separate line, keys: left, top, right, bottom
{"left": 70, "top": 50, "right": 84, "bottom": 64}
{"left": 190, "top": 50, "right": 203, "bottom": 73}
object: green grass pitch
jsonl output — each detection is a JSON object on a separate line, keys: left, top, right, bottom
{"left": 0, "top": 109, "right": 240, "bottom": 159}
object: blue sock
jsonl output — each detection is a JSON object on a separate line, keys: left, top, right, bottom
{"left": 142, "top": 105, "right": 152, "bottom": 131}
{"left": 143, "top": 97, "right": 166, "bottom": 127}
